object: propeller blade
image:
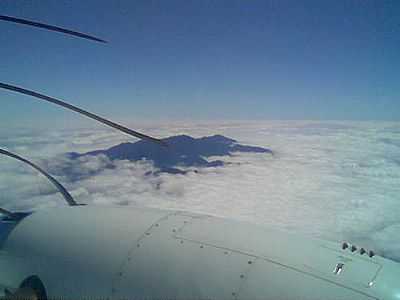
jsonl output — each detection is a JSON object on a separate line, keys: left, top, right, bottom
{"left": 0, "top": 15, "right": 106, "bottom": 43}
{"left": 0, "top": 82, "right": 167, "bottom": 147}
{"left": 0, "top": 207, "right": 14, "bottom": 219}
{"left": 0, "top": 148, "right": 78, "bottom": 207}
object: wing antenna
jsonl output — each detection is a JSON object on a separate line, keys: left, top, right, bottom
{"left": 0, "top": 148, "right": 78, "bottom": 207}
{"left": 0, "top": 82, "right": 167, "bottom": 146}
{"left": 0, "top": 15, "right": 107, "bottom": 43}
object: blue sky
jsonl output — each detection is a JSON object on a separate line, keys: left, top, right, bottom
{"left": 0, "top": 0, "right": 399, "bottom": 126}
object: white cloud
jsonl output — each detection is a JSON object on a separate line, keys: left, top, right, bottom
{"left": 1, "top": 121, "right": 400, "bottom": 262}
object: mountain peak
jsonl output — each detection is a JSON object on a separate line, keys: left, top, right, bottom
{"left": 68, "top": 134, "right": 272, "bottom": 174}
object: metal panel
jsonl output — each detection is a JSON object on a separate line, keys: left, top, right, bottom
{"left": 176, "top": 216, "right": 381, "bottom": 290}
{"left": 114, "top": 213, "right": 255, "bottom": 300}
{"left": 2, "top": 206, "right": 169, "bottom": 298}
{"left": 304, "top": 246, "right": 381, "bottom": 288}
{"left": 238, "top": 259, "right": 377, "bottom": 300}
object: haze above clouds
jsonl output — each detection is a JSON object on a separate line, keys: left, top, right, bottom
{"left": 0, "top": 121, "right": 399, "bottom": 262}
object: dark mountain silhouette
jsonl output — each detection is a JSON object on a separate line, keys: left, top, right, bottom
{"left": 67, "top": 134, "right": 272, "bottom": 175}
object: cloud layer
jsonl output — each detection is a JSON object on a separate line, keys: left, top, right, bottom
{"left": 1, "top": 121, "right": 400, "bottom": 262}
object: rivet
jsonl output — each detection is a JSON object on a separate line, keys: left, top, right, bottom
{"left": 224, "top": 251, "right": 229, "bottom": 255}
{"left": 146, "top": 232, "right": 150, "bottom": 235}
{"left": 180, "top": 240, "right": 184, "bottom": 244}
{"left": 200, "top": 245, "right": 204, "bottom": 248}
{"left": 232, "top": 292, "right": 236, "bottom": 296}
{"left": 173, "top": 229, "right": 176, "bottom": 232}
{"left": 155, "top": 223, "right": 159, "bottom": 227}
{"left": 368, "top": 281, "right": 374, "bottom": 287}
{"left": 248, "top": 261, "right": 252, "bottom": 264}
{"left": 137, "top": 244, "right": 140, "bottom": 247}
{"left": 240, "top": 274, "right": 245, "bottom": 279}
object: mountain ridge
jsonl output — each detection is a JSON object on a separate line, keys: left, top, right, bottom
{"left": 67, "top": 134, "right": 272, "bottom": 175}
